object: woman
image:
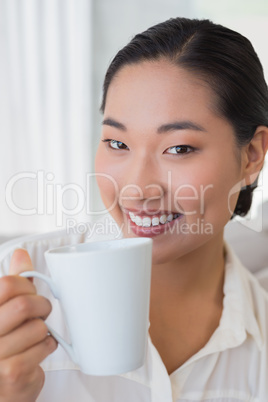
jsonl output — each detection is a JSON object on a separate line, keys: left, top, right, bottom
{"left": 0, "top": 17, "right": 268, "bottom": 401}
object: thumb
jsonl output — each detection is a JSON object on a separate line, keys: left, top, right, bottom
{"left": 9, "top": 248, "right": 34, "bottom": 275}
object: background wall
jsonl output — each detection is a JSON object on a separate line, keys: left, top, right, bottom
{"left": 0, "top": 0, "right": 268, "bottom": 237}
{"left": 0, "top": 0, "right": 93, "bottom": 236}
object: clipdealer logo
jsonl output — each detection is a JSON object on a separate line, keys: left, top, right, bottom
{"left": 5, "top": 171, "right": 118, "bottom": 227}
{"left": 5, "top": 170, "right": 265, "bottom": 233}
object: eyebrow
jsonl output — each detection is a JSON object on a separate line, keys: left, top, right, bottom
{"left": 102, "top": 118, "right": 206, "bottom": 133}
{"left": 102, "top": 118, "right": 127, "bottom": 131}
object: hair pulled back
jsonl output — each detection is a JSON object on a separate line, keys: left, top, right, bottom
{"left": 101, "top": 17, "right": 268, "bottom": 217}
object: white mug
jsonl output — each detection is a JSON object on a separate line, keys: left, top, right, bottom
{"left": 20, "top": 237, "right": 152, "bottom": 376}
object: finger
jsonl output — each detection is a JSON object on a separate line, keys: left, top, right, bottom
{"left": 0, "top": 364, "right": 45, "bottom": 400}
{"left": 2, "top": 335, "right": 58, "bottom": 373}
{"left": 0, "top": 276, "right": 36, "bottom": 306}
{"left": 0, "top": 319, "right": 49, "bottom": 360}
{"left": 0, "top": 295, "right": 52, "bottom": 336}
{"left": 9, "top": 249, "right": 34, "bottom": 276}
{"left": 0, "top": 339, "right": 57, "bottom": 396}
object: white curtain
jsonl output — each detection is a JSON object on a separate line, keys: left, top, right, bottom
{"left": 0, "top": 0, "right": 92, "bottom": 235}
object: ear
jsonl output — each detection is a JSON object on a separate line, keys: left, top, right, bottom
{"left": 243, "top": 125, "right": 268, "bottom": 185}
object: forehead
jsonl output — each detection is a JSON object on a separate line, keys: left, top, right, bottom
{"left": 104, "top": 60, "right": 217, "bottom": 125}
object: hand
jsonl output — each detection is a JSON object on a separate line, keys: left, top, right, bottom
{"left": 0, "top": 249, "right": 57, "bottom": 402}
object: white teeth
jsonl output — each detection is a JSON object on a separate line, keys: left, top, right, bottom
{"left": 129, "top": 212, "right": 135, "bottom": 220}
{"left": 135, "top": 216, "right": 142, "bottom": 226}
{"left": 167, "top": 214, "right": 173, "bottom": 222}
{"left": 142, "top": 217, "right": 151, "bottom": 227}
{"left": 129, "top": 212, "right": 180, "bottom": 227}
{"left": 152, "top": 217, "right": 160, "bottom": 226}
{"left": 159, "top": 214, "right": 167, "bottom": 224}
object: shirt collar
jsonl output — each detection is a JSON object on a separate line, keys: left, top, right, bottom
{"left": 170, "top": 242, "right": 264, "bottom": 372}
{"left": 221, "top": 242, "right": 264, "bottom": 351}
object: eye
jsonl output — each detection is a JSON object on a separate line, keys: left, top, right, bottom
{"left": 165, "top": 145, "right": 194, "bottom": 155}
{"left": 102, "top": 139, "right": 129, "bottom": 150}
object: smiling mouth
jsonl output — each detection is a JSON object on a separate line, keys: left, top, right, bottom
{"left": 128, "top": 211, "right": 182, "bottom": 228}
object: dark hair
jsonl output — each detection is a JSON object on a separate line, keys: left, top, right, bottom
{"left": 100, "top": 17, "right": 268, "bottom": 217}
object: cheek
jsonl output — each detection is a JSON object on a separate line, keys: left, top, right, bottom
{"left": 169, "top": 156, "right": 241, "bottom": 220}
{"left": 96, "top": 175, "right": 117, "bottom": 211}
{"left": 197, "top": 158, "right": 242, "bottom": 220}
{"left": 169, "top": 165, "right": 212, "bottom": 215}
{"left": 95, "top": 148, "right": 123, "bottom": 219}
{"left": 95, "top": 149, "right": 115, "bottom": 208}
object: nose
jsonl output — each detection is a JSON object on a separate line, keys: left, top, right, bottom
{"left": 119, "top": 154, "right": 165, "bottom": 209}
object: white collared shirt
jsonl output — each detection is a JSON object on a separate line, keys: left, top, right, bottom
{"left": 0, "top": 231, "right": 267, "bottom": 402}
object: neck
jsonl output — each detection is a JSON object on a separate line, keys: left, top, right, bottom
{"left": 150, "top": 232, "right": 226, "bottom": 306}
{"left": 148, "top": 232, "right": 226, "bottom": 373}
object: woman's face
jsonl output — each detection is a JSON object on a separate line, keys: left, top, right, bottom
{"left": 95, "top": 60, "right": 247, "bottom": 264}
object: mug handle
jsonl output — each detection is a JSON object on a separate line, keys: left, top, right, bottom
{"left": 19, "top": 271, "right": 77, "bottom": 364}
